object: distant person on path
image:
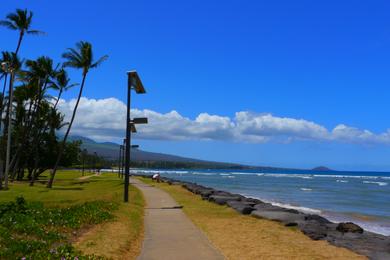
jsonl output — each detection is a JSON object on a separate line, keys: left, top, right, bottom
{"left": 152, "top": 173, "right": 161, "bottom": 183}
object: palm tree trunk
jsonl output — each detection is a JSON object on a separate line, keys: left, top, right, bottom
{"left": 4, "top": 71, "right": 15, "bottom": 189}
{"left": 0, "top": 73, "right": 8, "bottom": 131}
{"left": 0, "top": 74, "right": 7, "bottom": 189}
{"left": 53, "top": 88, "right": 63, "bottom": 110}
{"left": 15, "top": 31, "right": 24, "bottom": 55}
{"left": 47, "top": 73, "right": 87, "bottom": 188}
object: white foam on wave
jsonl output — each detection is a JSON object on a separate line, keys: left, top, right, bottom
{"left": 300, "top": 188, "right": 312, "bottom": 191}
{"left": 131, "top": 169, "right": 189, "bottom": 175}
{"left": 222, "top": 175, "right": 235, "bottom": 178}
{"left": 192, "top": 172, "right": 215, "bottom": 176}
{"left": 264, "top": 173, "right": 314, "bottom": 179}
{"left": 323, "top": 213, "right": 390, "bottom": 236}
{"left": 363, "top": 181, "right": 388, "bottom": 186}
{"left": 257, "top": 173, "right": 264, "bottom": 176}
{"left": 336, "top": 180, "right": 348, "bottom": 183}
{"left": 220, "top": 173, "right": 230, "bottom": 176}
{"left": 230, "top": 172, "right": 255, "bottom": 175}
{"left": 263, "top": 200, "right": 322, "bottom": 214}
{"left": 314, "top": 174, "right": 383, "bottom": 179}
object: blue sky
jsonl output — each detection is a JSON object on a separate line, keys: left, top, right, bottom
{"left": 2, "top": 0, "right": 390, "bottom": 171}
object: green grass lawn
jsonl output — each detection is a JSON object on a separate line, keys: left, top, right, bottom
{"left": 0, "top": 170, "right": 144, "bottom": 260}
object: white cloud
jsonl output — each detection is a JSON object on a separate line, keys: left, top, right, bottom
{"left": 57, "top": 97, "right": 390, "bottom": 145}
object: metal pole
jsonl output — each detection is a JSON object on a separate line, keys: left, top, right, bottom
{"left": 118, "top": 145, "right": 122, "bottom": 178}
{"left": 4, "top": 71, "right": 14, "bottom": 189}
{"left": 124, "top": 78, "right": 131, "bottom": 202}
{"left": 122, "top": 139, "right": 126, "bottom": 178}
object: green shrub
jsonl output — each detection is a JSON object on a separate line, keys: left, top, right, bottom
{"left": 0, "top": 196, "right": 117, "bottom": 259}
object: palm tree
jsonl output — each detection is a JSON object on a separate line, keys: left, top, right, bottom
{"left": 0, "top": 8, "right": 43, "bottom": 55}
{"left": 52, "top": 68, "right": 78, "bottom": 109}
{"left": 0, "top": 8, "right": 42, "bottom": 189}
{"left": 47, "top": 41, "right": 107, "bottom": 188}
{"left": 0, "top": 52, "right": 12, "bottom": 134}
{"left": 2, "top": 52, "right": 22, "bottom": 189}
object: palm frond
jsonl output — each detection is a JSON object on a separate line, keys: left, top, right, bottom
{"left": 0, "top": 20, "right": 17, "bottom": 30}
{"left": 91, "top": 55, "right": 109, "bottom": 68}
{"left": 65, "top": 83, "right": 78, "bottom": 90}
{"left": 27, "top": 29, "right": 45, "bottom": 35}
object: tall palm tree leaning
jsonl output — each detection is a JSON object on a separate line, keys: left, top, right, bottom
{"left": 0, "top": 8, "right": 43, "bottom": 189}
{"left": 0, "top": 8, "right": 43, "bottom": 55}
{"left": 47, "top": 41, "right": 107, "bottom": 188}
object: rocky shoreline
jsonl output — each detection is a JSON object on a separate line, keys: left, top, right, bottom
{"left": 137, "top": 174, "right": 390, "bottom": 260}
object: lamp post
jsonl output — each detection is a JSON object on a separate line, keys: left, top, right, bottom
{"left": 124, "top": 71, "right": 147, "bottom": 202}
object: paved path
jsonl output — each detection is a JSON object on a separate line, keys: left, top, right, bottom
{"left": 132, "top": 178, "right": 225, "bottom": 260}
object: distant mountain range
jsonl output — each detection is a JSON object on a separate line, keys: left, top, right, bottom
{"left": 68, "top": 135, "right": 235, "bottom": 165}
{"left": 68, "top": 135, "right": 333, "bottom": 171}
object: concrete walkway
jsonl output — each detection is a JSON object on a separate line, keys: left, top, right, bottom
{"left": 131, "top": 178, "right": 225, "bottom": 260}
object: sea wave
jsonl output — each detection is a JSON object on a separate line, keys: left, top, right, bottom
{"left": 262, "top": 200, "right": 321, "bottom": 214}
{"left": 313, "top": 174, "right": 382, "bottom": 179}
{"left": 263, "top": 173, "right": 314, "bottom": 179}
{"left": 336, "top": 180, "right": 349, "bottom": 183}
{"left": 131, "top": 169, "right": 189, "bottom": 174}
{"left": 300, "top": 188, "right": 313, "bottom": 191}
{"left": 363, "top": 181, "right": 388, "bottom": 186}
{"left": 192, "top": 172, "right": 215, "bottom": 176}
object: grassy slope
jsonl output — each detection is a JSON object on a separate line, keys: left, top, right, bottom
{"left": 139, "top": 177, "right": 365, "bottom": 260}
{"left": 0, "top": 170, "right": 144, "bottom": 259}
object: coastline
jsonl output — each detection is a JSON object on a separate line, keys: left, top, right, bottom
{"left": 125, "top": 168, "right": 390, "bottom": 236}
{"left": 135, "top": 174, "right": 390, "bottom": 259}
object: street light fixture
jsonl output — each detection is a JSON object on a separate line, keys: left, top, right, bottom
{"left": 124, "top": 70, "right": 147, "bottom": 202}
{"left": 129, "top": 117, "right": 148, "bottom": 133}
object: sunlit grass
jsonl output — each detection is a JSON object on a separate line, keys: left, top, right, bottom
{"left": 0, "top": 170, "right": 144, "bottom": 259}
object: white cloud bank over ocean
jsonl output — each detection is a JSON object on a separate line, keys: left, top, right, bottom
{"left": 57, "top": 97, "right": 390, "bottom": 145}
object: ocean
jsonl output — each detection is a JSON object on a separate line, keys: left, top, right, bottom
{"left": 130, "top": 168, "right": 390, "bottom": 236}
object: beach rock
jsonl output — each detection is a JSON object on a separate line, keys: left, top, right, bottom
{"left": 336, "top": 222, "right": 364, "bottom": 234}
{"left": 227, "top": 201, "right": 255, "bottom": 215}
{"left": 196, "top": 189, "right": 215, "bottom": 199}
{"left": 298, "top": 221, "right": 334, "bottom": 240}
{"left": 242, "top": 197, "right": 263, "bottom": 204}
{"left": 208, "top": 195, "right": 241, "bottom": 205}
{"left": 304, "top": 214, "right": 332, "bottom": 224}
{"left": 251, "top": 210, "right": 306, "bottom": 225}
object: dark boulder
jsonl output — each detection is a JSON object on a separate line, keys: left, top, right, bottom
{"left": 251, "top": 210, "right": 306, "bottom": 225}
{"left": 208, "top": 195, "right": 241, "bottom": 205}
{"left": 298, "top": 221, "right": 335, "bottom": 240}
{"left": 227, "top": 201, "right": 255, "bottom": 215}
{"left": 304, "top": 214, "right": 332, "bottom": 224}
{"left": 242, "top": 197, "right": 263, "bottom": 204}
{"left": 336, "top": 222, "right": 364, "bottom": 234}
